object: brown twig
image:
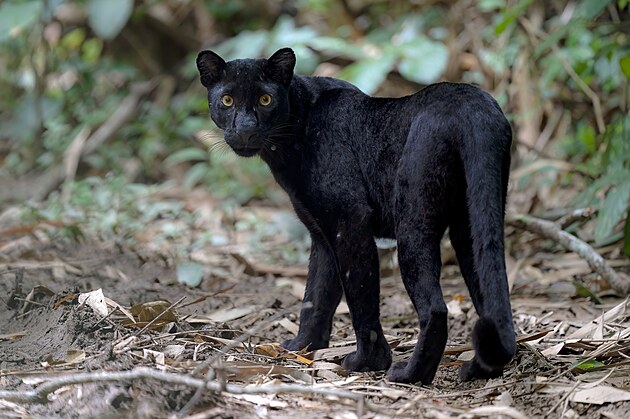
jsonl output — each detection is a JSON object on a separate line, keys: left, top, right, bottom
{"left": 507, "top": 213, "right": 630, "bottom": 294}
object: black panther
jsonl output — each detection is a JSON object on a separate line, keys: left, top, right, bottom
{"left": 196, "top": 47, "right": 516, "bottom": 384}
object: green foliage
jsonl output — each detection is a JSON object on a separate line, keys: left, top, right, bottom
{"left": 213, "top": 16, "right": 320, "bottom": 74}
{"left": 212, "top": 12, "right": 449, "bottom": 94}
{"left": 0, "top": 0, "right": 628, "bottom": 255}
{"left": 165, "top": 144, "right": 279, "bottom": 205}
{"left": 494, "top": 0, "right": 533, "bottom": 35}
{"left": 86, "top": 0, "right": 133, "bottom": 40}
{"left": 24, "top": 175, "right": 191, "bottom": 243}
{"left": 569, "top": 114, "right": 630, "bottom": 246}
{"left": 573, "top": 280, "right": 602, "bottom": 303}
{"left": 0, "top": 0, "right": 43, "bottom": 42}
{"left": 491, "top": 0, "right": 630, "bottom": 248}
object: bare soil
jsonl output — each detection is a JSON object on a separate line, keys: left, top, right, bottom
{"left": 1, "top": 198, "right": 629, "bottom": 418}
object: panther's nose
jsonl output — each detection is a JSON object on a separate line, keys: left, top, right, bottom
{"left": 234, "top": 112, "right": 257, "bottom": 137}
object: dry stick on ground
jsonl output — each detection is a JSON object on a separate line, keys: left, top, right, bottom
{"left": 546, "top": 380, "right": 581, "bottom": 416}
{"left": 556, "top": 207, "right": 595, "bottom": 230}
{"left": 506, "top": 213, "right": 630, "bottom": 295}
{"left": 0, "top": 367, "right": 380, "bottom": 415}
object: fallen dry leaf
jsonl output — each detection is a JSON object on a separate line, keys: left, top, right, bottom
{"left": 130, "top": 300, "right": 178, "bottom": 323}
{"left": 223, "top": 360, "right": 313, "bottom": 384}
{"left": 142, "top": 349, "right": 166, "bottom": 367}
{"left": 567, "top": 299, "right": 628, "bottom": 340}
{"left": 207, "top": 305, "right": 259, "bottom": 322}
{"left": 78, "top": 288, "right": 108, "bottom": 317}
{"left": 570, "top": 385, "right": 630, "bottom": 405}
{"left": 104, "top": 296, "right": 135, "bottom": 323}
{"left": 42, "top": 350, "right": 86, "bottom": 367}
{"left": 254, "top": 343, "right": 313, "bottom": 365}
{"left": 276, "top": 317, "right": 299, "bottom": 335}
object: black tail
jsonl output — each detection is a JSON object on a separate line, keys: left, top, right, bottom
{"left": 460, "top": 117, "right": 515, "bottom": 376}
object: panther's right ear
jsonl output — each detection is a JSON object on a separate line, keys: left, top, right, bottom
{"left": 196, "top": 50, "right": 226, "bottom": 88}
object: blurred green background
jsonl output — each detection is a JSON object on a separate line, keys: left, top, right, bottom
{"left": 0, "top": 0, "right": 628, "bottom": 252}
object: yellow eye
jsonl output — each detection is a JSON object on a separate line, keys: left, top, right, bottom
{"left": 221, "top": 95, "right": 233, "bottom": 107}
{"left": 259, "top": 94, "right": 272, "bottom": 106}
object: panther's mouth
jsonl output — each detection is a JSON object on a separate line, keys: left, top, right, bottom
{"left": 231, "top": 145, "right": 261, "bottom": 157}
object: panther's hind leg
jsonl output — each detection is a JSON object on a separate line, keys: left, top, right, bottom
{"left": 386, "top": 218, "right": 448, "bottom": 385}
{"left": 386, "top": 125, "right": 450, "bottom": 385}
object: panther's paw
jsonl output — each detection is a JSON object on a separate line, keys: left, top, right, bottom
{"left": 386, "top": 361, "right": 414, "bottom": 383}
{"left": 341, "top": 344, "right": 392, "bottom": 372}
{"left": 459, "top": 357, "right": 504, "bottom": 381}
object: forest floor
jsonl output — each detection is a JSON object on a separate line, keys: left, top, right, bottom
{"left": 1, "top": 185, "right": 630, "bottom": 418}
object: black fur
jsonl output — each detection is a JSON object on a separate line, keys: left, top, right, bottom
{"left": 196, "top": 48, "right": 516, "bottom": 385}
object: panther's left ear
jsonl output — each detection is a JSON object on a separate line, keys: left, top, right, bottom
{"left": 265, "top": 48, "right": 296, "bottom": 87}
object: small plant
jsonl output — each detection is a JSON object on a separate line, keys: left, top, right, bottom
{"left": 23, "top": 175, "right": 192, "bottom": 245}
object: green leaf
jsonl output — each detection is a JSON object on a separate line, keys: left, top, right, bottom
{"left": 270, "top": 15, "right": 318, "bottom": 47}
{"left": 478, "top": 0, "right": 505, "bottom": 12}
{"left": 87, "top": 0, "right": 133, "bottom": 40}
{"left": 620, "top": 55, "right": 630, "bottom": 81}
{"left": 573, "top": 281, "right": 602, "bottom": 304}
{"left": 183, "top": 162, "right": 209, "bottom": 190}
{"left": 494, "top": 0, "right": 533, "bottom": 35}
{"left": 215, "top": 30, "right": 269, "bottom": 60}
{"left": 398, "top": 39, "right": 449, "bottom": 85}
{"left": 164, "top": 147, "right": 209, "bottom": 166}
{"left": 177, "top": 263, "right": 204, "bottom": 287}
{"left": 308, "top": 36, "right": 367, "bottom": 60}
{"left": 338, "top": 54, "right": 395, "bottom": 94}
{"left": 595, "top": 178, "right": 630, "bottom": 244}
{"left": 0, "top": 0, "right": 43, "bottom": 42}
{"left": 575, "top": 0, "right": 612, "bottom": 19}
{"left": 82, "top": 38, "right": 103, "bottom": 64}
{"left": 574, "top": 358, "right": 605, "bottom": 371}
{"left": 533, "top": 25, "right": 570, "bottom": 58}
{"left": 61, "top": 224, "right": 86, "bottom": 242}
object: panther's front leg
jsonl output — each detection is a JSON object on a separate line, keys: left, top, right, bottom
{"left": 336, "top": 214, "right": 392, "bottom": 372}
{"left": 281, "top": 238, "right": 343, "bottom": 351}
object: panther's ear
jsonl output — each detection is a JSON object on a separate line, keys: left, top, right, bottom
{"left": 265, "top": 48, "right": 296, "bottom": 87}
{"left": 196, "top": 50, "right": 226, "bottom": 88}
